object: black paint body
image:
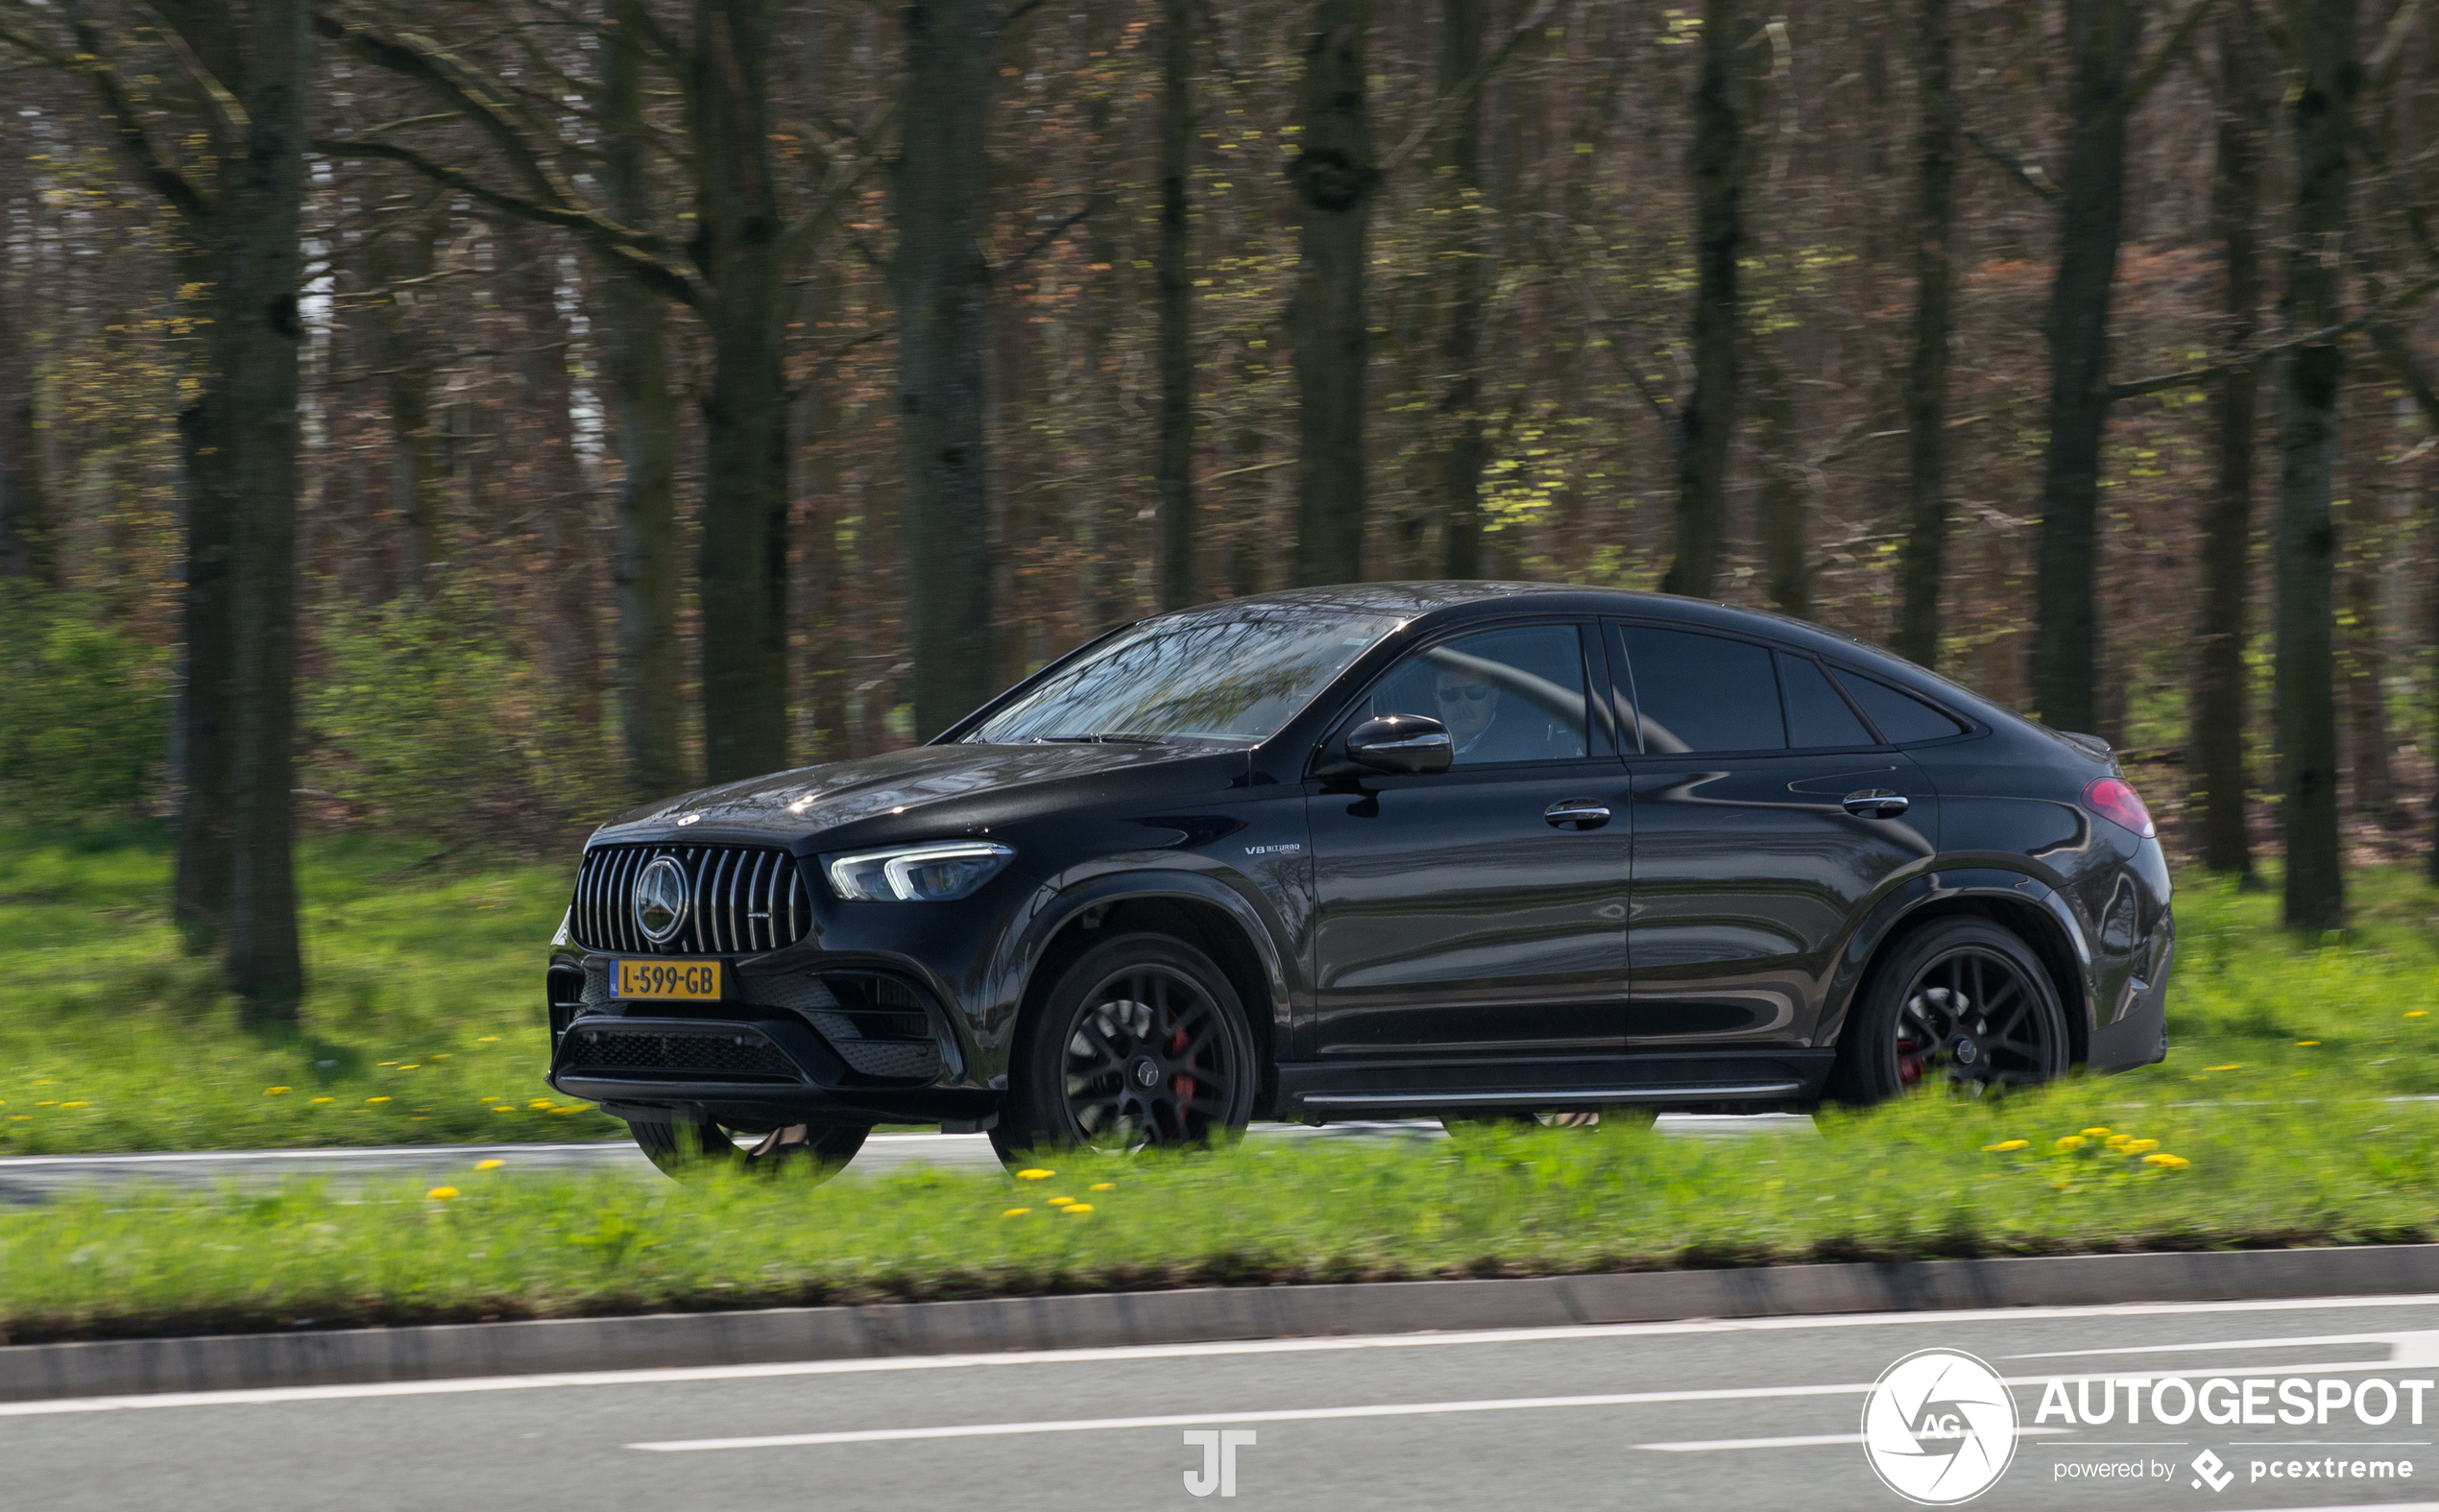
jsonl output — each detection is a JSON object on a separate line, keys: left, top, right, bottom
{"left": 545, "top": 585, "right": 2173, "bottom": 1127}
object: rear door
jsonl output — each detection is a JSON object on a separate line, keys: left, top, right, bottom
{"left": 1612, "top": 623, "right": 1939, "bottom": 1050}
{"left": 1304, "top": 620, "right": 1632, "bottom": 1062}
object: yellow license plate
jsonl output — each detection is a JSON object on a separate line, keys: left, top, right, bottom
{"left": 613, "top": 959, "right": 723, "bottom": 1000}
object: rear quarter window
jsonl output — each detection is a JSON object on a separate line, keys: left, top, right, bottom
{"left": 1833, "top": 668, "right": 1968, "bottom": 744}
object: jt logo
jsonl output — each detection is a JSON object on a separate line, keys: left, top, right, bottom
{"left": 1183, "top": 1429, "right": 1256, "bottom": 1498}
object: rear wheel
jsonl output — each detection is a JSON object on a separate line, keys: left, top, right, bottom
{"left": 1830, "top": 917, "right": 2070, "bottom": 1104}
{"left": 991, "top": 932, "right": 1258, "bottom": 1164}
{"left": 627, "top": 1109, "right": 868, "bottom": 1182}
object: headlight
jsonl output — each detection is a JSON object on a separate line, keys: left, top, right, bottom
{"left": 825, "top": 841, "right": 1015, "bottom": 901}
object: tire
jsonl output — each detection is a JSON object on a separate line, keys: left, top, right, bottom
{"left": 627, "top": 1108, "right": 868, "bottom": 1183}
{"left": 990, "top": 932, "right": 1260, "bottom": 1163}
{"left": 1829, "top": 916, "right": 2071, "bottom": 1105}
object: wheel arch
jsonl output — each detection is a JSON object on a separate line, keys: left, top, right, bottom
{"left": 1001, "top": 872, "right": 1292, "bottom": 1108}
{"left": 1824, "top": 869, "right": 2098, "bottom": 1067}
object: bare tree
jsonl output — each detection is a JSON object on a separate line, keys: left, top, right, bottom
{"left": 1893, "top": 0, "right": 1957, "bottom": 665}
{"left": 1661, "top": 0, "right": 1747, "bottom": 600}
{"left": 1290, "top": 0, "right": 1377, "bottom": 588}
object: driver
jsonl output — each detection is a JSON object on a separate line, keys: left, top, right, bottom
{"left": 1435, "top": 667, "right": 1510, "bottom": 759}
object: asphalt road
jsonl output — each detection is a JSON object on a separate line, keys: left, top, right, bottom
{"left": 0, "top": 1113, "right": 1816, "bottom": 1203}
{"left": 6, "top": 1293, "right": 2436, "bottom": 1510}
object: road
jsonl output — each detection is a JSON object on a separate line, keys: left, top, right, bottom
{"left": 0, "top": 1113, "right": 1815, "bottom": 1203}
{"left": 6, "top": 1293, "right": 2435, "bottom": 1509}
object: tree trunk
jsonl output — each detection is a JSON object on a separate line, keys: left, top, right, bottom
{"left": 1289, "top": 0, "right": 1376, "bottom": 588}
{"left": 0, "top": 259, "right": 52, "bottom": 588}
{"left": 692, "top": 0, "right": 791, "bottom": 782}
{"left": 1752, "top": 319, "right": 1807, "bottom": 618}
{"left": 2029, "top": 0, "right": 2142, "bottom": 733}
{"left": 1154, "top": 0, "right": 1197, "bottom": 609}
{"left": 200, "top": 0, "right": 312, "bottom": 1015}
{"left": 363, "top": 204, "right": 450, "bottom": 592}
{"left": 602, "top": 0, "right": 686, "bottom": 801}
{"left": 1893, "top": 0, "right": 1957, "bottom": 665}
{"left": 2274, "top": 0, "right": 2358, "bottom": 933}
{"left": 2190, "top": 7, "right": 2265, "bottom": 878}
{"left": 1432, "top": 0, "right": 1489, "bottom": 581}
{"left": 502, "top": 224, "right": 604, "bottom": 732}
{"left": 895, "top": 0, "right": 998, "bottom": 737}
{"left": 1661, "top": 0, "right": 1745, "bottom": 601}
{"left": 2343, "top": 521, "right": 2393, "bottom": 818}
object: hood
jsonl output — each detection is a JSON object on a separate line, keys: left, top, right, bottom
{"left": 592, "top": 739, "right": 1247, "bottom": 846}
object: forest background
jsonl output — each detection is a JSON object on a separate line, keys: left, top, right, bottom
{"left": 1, "top": 0, "right": 2433, "bottom": 1019}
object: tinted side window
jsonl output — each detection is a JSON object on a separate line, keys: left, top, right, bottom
{"left": 1777, "top": 652, "right": 1875, "bottom": 749}
{"left": 1616, "top": 627, "right": 1786, "bottom": 754}
{"left": 1363, "top": 624, "right": 1589, "bottom": 766}
{"left": 1834, "top": 668, "right": 1968, "bottom": 743}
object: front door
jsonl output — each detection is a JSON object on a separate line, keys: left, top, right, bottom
{"left": 1305, "top": 621, "right": 1632, "bottom": 1062}
{"left": 1611, "top": 623, "right": 1940, "bottom": 1050}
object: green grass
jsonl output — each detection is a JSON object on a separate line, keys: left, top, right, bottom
{"left": 1, "top": 823, "right": 617, "bottom": 1150}
{"left": 2, "top": 1083, "right": 2432, "bottom": 1343}
{"left": 4, "top": 822, "right": 2436, "bottom": 1155}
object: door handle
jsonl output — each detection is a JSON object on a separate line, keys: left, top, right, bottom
{"left": 1842, "top": 789, "right": 1910, "bottom": 819}
{"left": 1544, "top": 799, "right": 1612, "bottom": 830}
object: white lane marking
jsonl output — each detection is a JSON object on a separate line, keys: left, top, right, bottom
{"left": 2216, "top": 1506, "right": 2439, "bottom": 1512}
{"left": 627, "top": 1383, "right": 1882, "bottom": 1452}
{"left": 6, "top": 1293, "right": 2436, "bottom": 1419}
{"left": 613, "top": 1363, "right": 2408, "bottom": 1454}
{"left": 2008, "top": 1330, "right": 2439, "bottom": 1367}
{"left": 0, "top": 1143, "right": 634, "bottom": 1168}
{"left": 1637, "top": 1427, "right": 2074, "bottom": 1452}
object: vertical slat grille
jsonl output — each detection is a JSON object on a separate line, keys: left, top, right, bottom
{"left": 567, "top": 844, "right": 812, "bottom": 954}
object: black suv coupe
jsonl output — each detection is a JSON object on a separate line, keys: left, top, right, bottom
{"left": 544, "top": 583, "right": 2173, "bottom": 1172}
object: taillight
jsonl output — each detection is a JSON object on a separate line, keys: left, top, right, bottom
{"left": 2083, "top": 777, "right": 2155, "bottom": 839}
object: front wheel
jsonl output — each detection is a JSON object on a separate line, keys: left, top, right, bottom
{"left": 991, "top": 932, "right": 1259, "bottom": 1164}
{"left": 1830, "top": 916, "right": 2070, "bottom": 1104}
{"left": 627, "top": 1109, "right": 868, "bottom": 1182}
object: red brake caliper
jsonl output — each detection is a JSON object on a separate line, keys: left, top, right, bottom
{"left": 1170, "top": 1020, "right": 1194, "bottom": 1140}
{"left": 1896, "top": 1041, "right": 1920, "bottom": 1086}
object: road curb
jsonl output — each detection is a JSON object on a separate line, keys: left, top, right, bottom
{"left": 5, "top": 1243, "right": 2435, "bottom": 1403}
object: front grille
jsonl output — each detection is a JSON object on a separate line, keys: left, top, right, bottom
{"left": 563, "top": 1026, "right": 798, "bottom": 1080}
{"left": 571, "top": 844, "right": 811, "bottom": 955}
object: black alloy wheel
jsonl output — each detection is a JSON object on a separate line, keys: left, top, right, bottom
{"left": 993, "top": 932, "right": 1258, "bottom": 1163}
{"left": 1831, "top": 916, "right": 2070, "bottom": 1104}
{"left": 628, "top": 1109, "right": 868, "bottom": 1182}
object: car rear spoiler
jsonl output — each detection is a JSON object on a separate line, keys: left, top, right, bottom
{"left": 2054, "top": 729, "right": 2128, "bottom": 776}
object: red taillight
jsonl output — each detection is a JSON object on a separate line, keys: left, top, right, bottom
{"left": 2083, "top": 777, "right": 2155, "bottom": 839}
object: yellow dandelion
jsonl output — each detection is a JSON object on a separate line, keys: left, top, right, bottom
{"left": 477, "top": 1035, "right": 502, "bottom": 1043}
{"left": 2405, "top": 1012, "right": 2428, "bottom": 1020}
{"left": 1090, "top": 1182, "right": 1117, "bottom": 1191}
{"left": 426, "top": 1186, "right": 460, "bottom": 1201}
{"left": 2296, "top": 1041, "right": 2320, "bottom": 1047}
{"left": 36, "top": 1102, "right": 55, "bottom": 1108}
{"left": 1016, "top": 1168, "right": 1054, "bottom": 1181}
{"left": 1065, "top": 1203, "right": 1093, "bottom": 1214}
{"left": 492, "top": 1106, "right": 515, "bottom": 1114}
{"left": 60, "top": 1101, "right": 89, "bottom": 1109}
{"left": 2208, "top": 1064, "right": 2242, "bottom": 1071}
{"left": 1048, "top": 1195, "right": 1075, "bottom": 1207}
{"left": 398, "top": 1065, "right": 420, "bottom": 1070}
{"left": 2142, "top": 1153, "right": 2189, "bottom": 1170}
{"left": 378, "top": 1062, "right": 398, "bottom": 1068}
{"left": 2079, "top": 1127, "right": 2111, "bottom": 1139}
{"left": 431, "top": 1054, "right": 451, "bottom": 1061}
{"left": 2123, "top": 1138, "right": 2160, "bottom": 1154}
{"left": 475, "top": 1159, "right": 504, "bottom": 1171}
{"left": 529, "top": 1098, "right": 555, "bottom": 1109}
{"left": 2103, "top": 1134, "right": 2132, "bottom": 1151}
{"left": 265, "top": 1087, "right": 292, "bottom": 1095}
{"left": 6, "top": 1115, "right": 27, "bottom": 1121}
{"left": 310, "top": 1096, "right": 333, "bottom": 1104}
{"left": 1001, "top": 1208, "right": 1030, "bottom": 1218}
{"left": 2053, "top": 1135, "right": 2087, "bottom": 1152}
{"left": 367, "top": 1096, "right": 391, "bottom": 1105}
{"left": 1982, "top": 1140, "right": 2028, "bottom": 1152}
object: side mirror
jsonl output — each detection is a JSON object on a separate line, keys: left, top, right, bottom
{"left": 1339, "top": 714, "right": 1453, "bottom": 776}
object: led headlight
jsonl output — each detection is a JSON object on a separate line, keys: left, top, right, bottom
{"left": 825, "top": 841, "right": 1015, "bottom": 902}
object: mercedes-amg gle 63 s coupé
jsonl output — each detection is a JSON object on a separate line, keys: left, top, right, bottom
{"left": 544, "top": 584, "right": 2173, "bottom": 1175}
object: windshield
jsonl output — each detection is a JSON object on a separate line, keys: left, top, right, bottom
{"left": 966, "top": 610, "right": 1400, "bottom": 745}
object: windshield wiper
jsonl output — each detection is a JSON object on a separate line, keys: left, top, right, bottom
{"left": 1028, "top": 733, "right": 1167, "bottom": 744}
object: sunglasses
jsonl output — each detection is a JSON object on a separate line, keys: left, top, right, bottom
{"left": 1437, "top": 684, "right": 1491, "bottom": 703}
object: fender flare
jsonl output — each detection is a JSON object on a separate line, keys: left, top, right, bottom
{"left": 1819, "top": 865, "right": 2100, "bottom": 1056}
{"left": 982, "top": 863, "right": 1298, "bottom": 1081}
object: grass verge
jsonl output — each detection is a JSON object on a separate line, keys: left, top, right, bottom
{"left": 3, "top": 1081, "right": 2432, "bottom": 1344}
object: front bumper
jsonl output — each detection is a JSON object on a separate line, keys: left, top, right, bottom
{"left": 544, "top": 952, "right": 998, "bottom": 1125}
